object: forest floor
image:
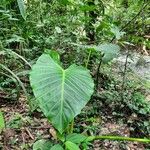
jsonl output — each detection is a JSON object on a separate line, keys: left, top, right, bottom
{"left": 0, "top": 94, "right": 149, "bottom": 150}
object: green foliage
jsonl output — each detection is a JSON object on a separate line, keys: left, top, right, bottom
{"left": 1, "top": 0, "right": 150, "bottom": 149}
{"left": 6, "top": 113, "right": 23, "bottom": 128}
{"left": 30, "top": 53, "right": 150, "bottom": 149}
{"left": 33, "top": 139, "right": 53, "bottom": 150}
{"left": 30, "top": 53, "right": 94, "bottom": 133}
{"left": 0, "top": 64, "right": 27, "bottom": 97}
{"left": 128, "top": 92, "right": 150, "bottom": 115}
{"left": 111, "top": 27, "right": 125, "bottom": 40}
{"left": 44, "top": 49, "right": 60, "bottom": 64}
{"left": 73, "top": 43, "right": 120, "bottom": 64}
{"left": 101, "top": 79, "right": 150, "bottom": 115}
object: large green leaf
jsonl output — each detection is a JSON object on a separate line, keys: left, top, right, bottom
{"left": 30, "top": 54, "right": 94, "bottom": 133}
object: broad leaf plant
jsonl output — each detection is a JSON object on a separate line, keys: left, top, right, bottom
{"left": 30, "top": 51, "right": 150, "bottom": 150}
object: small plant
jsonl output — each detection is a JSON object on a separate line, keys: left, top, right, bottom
{"left": 30, "top": 51, "right": 150, "bottom": 150}
{"left": 128, "top": 92, "right": 150, "bottom": 115}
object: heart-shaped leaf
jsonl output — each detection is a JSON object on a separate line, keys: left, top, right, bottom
{"left": 30, "top": 54, "right": 94, "bottom": 133}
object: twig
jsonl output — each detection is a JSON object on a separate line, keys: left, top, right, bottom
{"left": 21, "top": 130, "right": 25, "bottom": 143}
{"left": 25, "top": 127, "right": 34, "bottom": 140}
{"left": 29, "top": 126, "right": 50, "bottom": 129}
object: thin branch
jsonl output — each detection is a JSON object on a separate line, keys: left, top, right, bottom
{"left": 120, "top": 50, "right": 130, "bottom": 101}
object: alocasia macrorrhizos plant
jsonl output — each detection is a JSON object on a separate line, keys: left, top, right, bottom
{"left": 30, "top": 51, "right": 150, "bottom": 150}
{"left": 30, "top": 52, "right": 94, "bottom": 133}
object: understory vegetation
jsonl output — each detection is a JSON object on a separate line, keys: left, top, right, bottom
{"left": 0, "top": 0, "right": 150, "bottom": 149}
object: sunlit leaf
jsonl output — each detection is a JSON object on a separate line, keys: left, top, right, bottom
{"left": 111, "top": 27, "right": 125, "bottom": 40}
{"left": 30, "top": 54, "right": 94, "bottom": 133}
{"left": 55, "top": 27, "right": 62, "bottom": 34}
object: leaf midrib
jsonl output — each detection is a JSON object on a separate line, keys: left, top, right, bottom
{"left": 60, "top": 69, "right": 65, "bottom": 127}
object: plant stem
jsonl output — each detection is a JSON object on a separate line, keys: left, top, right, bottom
{"left": 70, "top": 119, "right": 74, "bottom": 133}
{"left": 87, "top": 135, "right": 150, "bottom": 143}
{"left": 121, "top": 50, "right": 129, "bottom": 101}
{"left": 96, "top": 53, "right": 104, "bottom": 89}
{"left": 85, "top": 49, "right": 92, "bottom": 68}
